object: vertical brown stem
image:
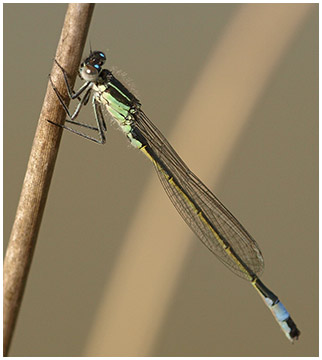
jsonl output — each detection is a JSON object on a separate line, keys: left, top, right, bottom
{"left": 3, "top": 3, "right": 95, "bottom": 356}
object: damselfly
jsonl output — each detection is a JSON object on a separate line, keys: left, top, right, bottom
{"left": 48, "top": 50, "right": 300, "bottom": 342}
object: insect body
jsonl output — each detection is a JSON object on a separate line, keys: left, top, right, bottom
{"left": 48, "top": 50, "right": 300, "bottom": 342}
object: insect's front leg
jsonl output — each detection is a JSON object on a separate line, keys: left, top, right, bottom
{"left": 53, "top": 59, "right": 88, "bottom": 100}
{"left": 49, "top": 58, "right": 93, "bottom": 121}
{"left": 48, "top": 62, "right": 107, "bottom": 144}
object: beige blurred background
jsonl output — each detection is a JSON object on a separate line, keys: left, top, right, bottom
{"left": 4, "top": 3, "right": 318, "bottom": 357}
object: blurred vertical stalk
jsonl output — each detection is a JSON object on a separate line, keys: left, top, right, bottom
{"left": 3, "top": 3, "right": 94, "bottom": 356}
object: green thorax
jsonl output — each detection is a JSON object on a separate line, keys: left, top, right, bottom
{"left": 93, "top": 69, "right": 141, "bottom": 124}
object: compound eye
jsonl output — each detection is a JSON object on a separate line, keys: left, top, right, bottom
{"left": 97, "top": 52, "right": 106, "bottom": 65}
{"left": 90, "top": 51, "right": 106, "bottom": 66}
{"left": 79, "top": 64, "right": 99, "bottom": 81}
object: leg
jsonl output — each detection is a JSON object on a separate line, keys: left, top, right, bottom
{"left": 50, "top": 61, "right": 99, "bottom": 127}
{"left": 54, "top": 59, "right": 90, "bottom": 100}
{"left": 49, "top": 74, "right": 91, "bottom": 121}
{"left": 48, "top": 60, "right": 107, "bottom": 144}
{"left": 91, "top": 97, "right": 107, "bottom": 144}
{"left": 47, "top": 96, "right": 107, "bottom": 144}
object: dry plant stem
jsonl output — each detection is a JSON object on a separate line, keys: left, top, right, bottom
{"left": 3, "top": 3, "right": 95, "bottom": 356}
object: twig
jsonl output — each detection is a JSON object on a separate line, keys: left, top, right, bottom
{"left": 3, "top": 3, "right": 95, "bottom": 356}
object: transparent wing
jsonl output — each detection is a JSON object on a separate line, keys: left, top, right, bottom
{"left": 134, "top": 110, "right": 264, "bottom": 280}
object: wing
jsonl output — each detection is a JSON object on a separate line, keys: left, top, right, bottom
{"left": 133, "top": 110, "right": 264, "bottom": 280}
